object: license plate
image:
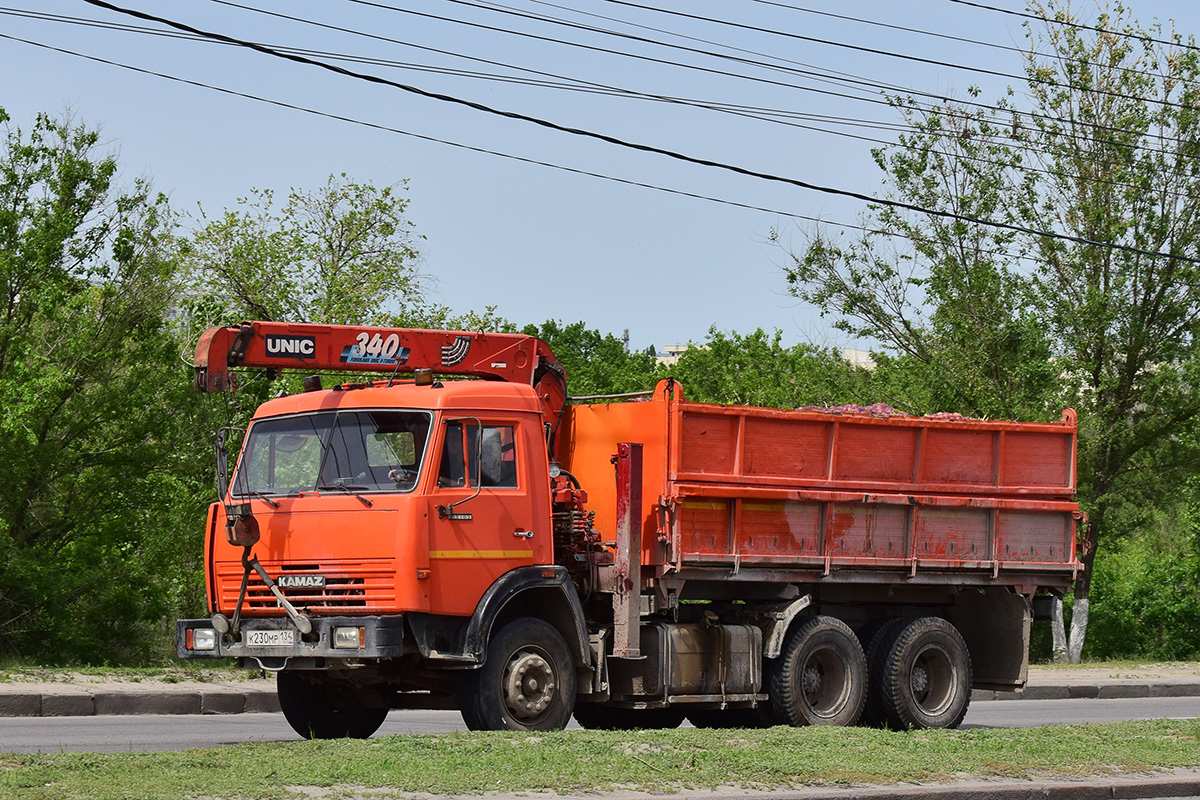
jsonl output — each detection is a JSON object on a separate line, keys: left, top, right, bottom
{"left": 246, "top": 629, "right": 294, "bottom": 647}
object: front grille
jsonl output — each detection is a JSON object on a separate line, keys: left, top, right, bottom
{"left": 247, "top": 574, "right": 366, "bottom": 609}
{"left": 216, "top": 560, "right": 398, "bottom": 614}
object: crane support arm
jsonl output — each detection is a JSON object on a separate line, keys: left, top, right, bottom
{"left": 194, "top": 321, "right": 566, "bottom": 398}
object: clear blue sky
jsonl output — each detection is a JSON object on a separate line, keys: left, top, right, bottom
{"left": 2, "top": 0, "right": 1197, "bottom": 352}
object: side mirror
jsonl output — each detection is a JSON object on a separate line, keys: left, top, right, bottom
{"left": 224, "top": 503, "right": 260, "bottom": 547}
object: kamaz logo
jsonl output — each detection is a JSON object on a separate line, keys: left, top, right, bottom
{"left": 276, "top": 574, "right": 326, "bottom": 589}
{"left": 264, "top": 335, "right": 317, "bottom": 359}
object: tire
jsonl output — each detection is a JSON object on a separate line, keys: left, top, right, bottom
{"left": 877, "top": 616, "right": 972, "bottom": 730}
{"left": 686, "top": 706, "right": 774, "bottom": 729}
{"left": 768, "top": 615, "right": 866, "bottom": 727}
{"left": 277, "top": 671, "right": 389, "bottom": 740}
{"left": 458, "top": 617, "right": 576, "bottom": 731}
{"left": 861, "top": 617, "right": 908, "bottom": 727}
{"left": 574, "top": 704, "right": 686, "bottom": 730}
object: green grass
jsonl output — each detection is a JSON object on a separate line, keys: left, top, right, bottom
{"left": 1030, "top": 658, "right": 1200, "bottom": 672}
{"left": 2, "top": 720, "right": 1198, "bottom": 800}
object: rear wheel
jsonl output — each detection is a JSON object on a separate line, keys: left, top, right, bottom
{"left": 458, "top": 617, "right": 576, "bottom": 731}
{"left": 277, "top": 672, "right": 389, "bottom": 740}
{"left": 574, "top": 704, "right": 686, "bottom": 730}
{"left": 877, "top": 616, "right": 972, "bottom": 730}
{"left": 769, "top": 615, "right": 866, "bottom": 726}
{"left": 861, "top": 617, "right": 908, "bottom": 727}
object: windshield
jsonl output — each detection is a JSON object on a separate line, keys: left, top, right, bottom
{"left": 232, "top": 410, "right": 432, "bottom": 497}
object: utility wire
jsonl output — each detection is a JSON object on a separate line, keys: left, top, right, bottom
{"left": 749, "top": 0, "right": 1175, "bottom": 86}
{"left": 0, "top": 29, "right": 842, "bottom": 229}
{"left": 458, "top": 0, "right": 1198, "bottom": 174}
{"left": 341, "top": 0, "right": 1189, "bottom": 162}
{"left": 597, "top": 0, "right": 1196, "bottom": 112}
{"left": 268, "top": 0, "right": 1200, "bottom": 196}
{"left": 197, "top": 1, "right": 913, "bottom": 134}
{"left": 13, "top": 5, "right": 1196, "bottom": 201}
{"left": 0, "top": 31, "right": 1116, "bottom": 272}
{"left": 479, "top": 0, "right": 902, "bottom": 99}
{"left": 73, "top": 0, "right": 1200, "bottom": 265}
{"left": 946, "top": 0, "right": 1200, "bottom": 53}
{"left": 138, "top": 0, "right": 1177, "bottom": 168}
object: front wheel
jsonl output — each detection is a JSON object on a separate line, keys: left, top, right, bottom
{"left": 768, "top": 615, "right": 866, "bottom": 727}
{"left": 459, "top": 617, "right": 577, "bottom": 731}
{"left": 877, "top": 616, "right": 972, "bottom": 730}
{"left": 277, "top": 672, "right": 389, "bottom": 740}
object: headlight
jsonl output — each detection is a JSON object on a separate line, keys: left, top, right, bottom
{"left": 189, "top": 628, "right": 217, "bottom": 651}
{"left": 333, "top": 626, "right": 364, "bottom": 649}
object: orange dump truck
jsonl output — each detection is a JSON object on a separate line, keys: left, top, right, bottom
{"left": 177, "top": 322, "right": 1080, "bottom": 736}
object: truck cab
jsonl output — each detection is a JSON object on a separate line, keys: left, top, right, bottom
{"left": 183, "top": 358, "right": 593, "bottom": 735}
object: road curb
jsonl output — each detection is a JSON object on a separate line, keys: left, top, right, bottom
{"left": 0, "top": 685, "right": 281, "bottom": 717}
{"left": 678, "top": 772, "right": 1200, "bottom": 800}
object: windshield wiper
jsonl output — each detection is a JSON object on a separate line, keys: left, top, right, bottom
{"left": 317, "top": 483, "right": 374, "bottom": 507}
{"left": 244, "top": 491, "right": 280, "bottom": 508}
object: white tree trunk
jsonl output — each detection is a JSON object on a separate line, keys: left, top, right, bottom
{"left": 1067, "top": 596, "right": 1089, "bottom": 664}
{"left": 1050, "top": 596, "right": 1069, "bottom": 663}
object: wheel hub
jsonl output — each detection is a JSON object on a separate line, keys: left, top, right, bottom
{"left": 911, "top": 665, "right": 930, "bottom": 697}
{"left": 503, "top": 650, "right": 556, "bottom": 720}
{"left": 802, "top": 665, "right": 823, "bottom": 697}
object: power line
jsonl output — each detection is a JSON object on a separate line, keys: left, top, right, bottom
{"left": 198, "top": 1, "right": 913, "bottom": 136}
{"left": 750, "top": 0, "right": 1175, "bottom": 87}
{"left": 239, "top": 0, "right": 1200, "bottom": 202}
{"left": 476, "top": 0, "right": 903, "bottom": 100}
{"left": 0, "top": 30, "right": 1138, "bottom": 275}
{"left": 0, "top": 29, "right": 839, "bottom": 228}
{"left": 73, "top": 0, "right": 1200, "bottom": 266}
{"left": 946, "top": 0, "right": 1200, "bottom": 53}
{"left": 597, "top": 0, "right": 1196, "bottom": 113}
{"left": 341, "top": 0, "right": 1190, "bottom": 163}
{"left": 2, "top": 27, "right": 1053, "bottom": 274}
{"left": 13, "top": 4, "right": 1195, "bottom": 203}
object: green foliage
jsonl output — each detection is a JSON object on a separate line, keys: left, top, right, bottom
{"left": 0, "top": 108, "right": 211, "bottom": 663}
{"left": 666, "top": 327, "right": 873, "bottom": 408}
{"left": 183, "top": 174, "right": 425, "bottom": 326}
{"left": 1086, "top": 499, "right": 1200, "bottom": 660}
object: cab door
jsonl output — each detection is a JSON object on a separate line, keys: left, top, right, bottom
{"left": 424, "top": 416, "right": 547, "bottom": 616}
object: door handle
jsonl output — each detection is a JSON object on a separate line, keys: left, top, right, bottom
{"left": 513, "top": 530, "right": 534, "bottom": 539}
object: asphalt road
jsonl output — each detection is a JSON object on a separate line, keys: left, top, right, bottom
{"left": 3, "top": 696, "right": 1199, "bottom": 754}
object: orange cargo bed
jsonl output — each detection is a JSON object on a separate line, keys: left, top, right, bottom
{"left": 560, "top": 381, "right": 1080, "bottom": 583}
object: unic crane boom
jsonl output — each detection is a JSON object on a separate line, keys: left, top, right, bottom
{"left": 193, "top": 321, "right": 567, "bottom": 426}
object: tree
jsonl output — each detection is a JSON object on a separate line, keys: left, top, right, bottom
{"left": 0, "top": 108, "right": 209, "bottom": 663}
{"left": 781, "top": 2, "right": 1200, "bottom": 660}
{"left": 183, "top": 174, "right": 425, "bottom": 326}
{"left": 666, "top": 328, "right": 873, "bottom": 408}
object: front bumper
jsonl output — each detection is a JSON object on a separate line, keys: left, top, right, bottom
{"left": 177, "top": 615, "right": 405, "bottom": 662}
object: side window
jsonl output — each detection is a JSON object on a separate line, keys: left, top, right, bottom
{"left": 438, "top": 423, "right": 466, "bottom": 488}
{"left": 438, "top": 423, "right": 518, "bottom": 489}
